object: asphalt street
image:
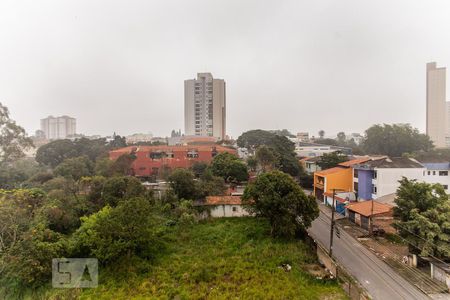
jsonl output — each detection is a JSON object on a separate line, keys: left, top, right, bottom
{"left": 309, "top": 212, "right": 430, "bottom": 300}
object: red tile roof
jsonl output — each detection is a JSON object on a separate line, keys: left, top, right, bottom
{"left": 346, "top": 200, "right": 393, "bottom": 217}
{"left": 338, "top": 158, "right": 371, "bottom": 167}
{"left": 110, "top": 145, "right": 235, "bottom": 154}
{"left": 315, "top": 167, "right": 347, "bottom": 175}
{"left": 205, "top": 196, "right": 243, "bottom": 205}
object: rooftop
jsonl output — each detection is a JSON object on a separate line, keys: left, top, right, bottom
{"left": 338, "top": 157, "right": 371, "bottom": 167}
{"left": 204, "top": 196, "right": 243, "bottom": 206}
{"left": 110, "top": 145, "right": 235, "bottom": 154}
{"left": 346, "top": 200, "right": 393, "bottom": 217}
{"left": 355, "top": 157, "right": 424, "bottom": 169}
{"left": 315, "top": 167, "right": 348, "bottom": 176}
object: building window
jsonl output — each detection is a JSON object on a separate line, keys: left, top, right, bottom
{"left": 443, "top": 185, "right": 448, "bottom": 190}
{"left": 354, "top": 170, "right": 358, "bottom": 178}
{"left": 232, "top": 207, "right": 238, "bottom": 212}
{"left": 354, "top": 182, "right": 358, "bottom": 192}
{"left": 428, "top": 171, "right": 431, "bottom": 175}
{"left": 439, "top": 171, "right": 448, "bottom": 176}
{"left": 433, "top": 171, "right": 436, "bottom": 175}
{"left": 373, "top": 171, "right": 377, "bottom": 179}
{"left": 187, "top": 149, "right": 199, "bottom": 158}
{"left": 372, "top": 184, "right": 377, "bottom": 194}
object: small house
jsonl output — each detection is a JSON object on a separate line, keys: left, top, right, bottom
{"left": 204, "top": 196, "right": 251, "bottom": 218}
{"left": 346, "top": 200, "right": 395, "bottom": 233}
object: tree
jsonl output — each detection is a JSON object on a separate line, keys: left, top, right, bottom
{"left": 196, "top": 172, "right": 227, "bottom": 198}
{"left": 111, "top": 153, "right": 136, "bottom": 176}
{"left": 237, "top": 130, "right": 300, "bottom": 176}
{"left": 54, "top": 156, "right": 93, "bottom": 181}
{"left": 318, "top": 130, "right": 325, "bottom": 139}
{"left": 336, "top": 132, "right": 346, "bottom": 144}
{"left": 317, "top": 152, "right": 349, "bottom": 169}
{"left": 246, "top": 156, "right": 258, "bottom": 172}
{"left": 168, "top": 169, "right": 198, "bottom": 200}
{"left": 190, "top": 162, "right": 209, "bottom": 178}
{"left": 210, "top": 152, "right": 249, "bottom": 183}
{"left": 71, "top": 197, "right": 158, "bottom": 263}
{"left": 109, "top": 133, "right": 127, "bottom": 149}
{"left": 394, "top": 178, "right": 450, "bottom": 258}
{"left": 242, "top": 171, "right": 319, "bottom": 237}
{"left": 102, "top": 176, "right": 148, "bottom": 207}
{"left": 362, "top": 124, "right": 433, "bottom": 157}
{"left": 0, "top": 102, "right": 33, "bottom": 165}
{"left": 255, "top": 146, "right": 277, "bottom": 172}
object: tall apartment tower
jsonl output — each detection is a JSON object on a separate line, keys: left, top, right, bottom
{"left": 184, "top": 73, "right": 226, "bottom": 140}
{"left": 40, "top": 115, "right": 76, "bottom": 140}
{"left": 426, "top": 62, "right": 447, "bottom": 148}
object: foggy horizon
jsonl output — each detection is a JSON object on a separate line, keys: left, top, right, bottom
{"left": 1, "top": 0, "right": 450, "bottom": 139}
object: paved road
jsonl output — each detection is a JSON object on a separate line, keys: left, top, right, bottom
{"left": 309, "top": 212, "right": 430, "bottom": 300}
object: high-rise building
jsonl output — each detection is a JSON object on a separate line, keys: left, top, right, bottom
{"left": 40, "top": 115, "right": 76, "bottom": 140}
{"left": 184, "top": 73, "right": 226, "bottom": 140}
{"left": 426, "top": 62, "right": 447, "bottom": 148}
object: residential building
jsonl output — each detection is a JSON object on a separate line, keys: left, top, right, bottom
{"left": 202, "top": 196, "right": 251, "bottom": 218}
{"left": 300, "top": 156, "right": 322, "bottom": 174}
{"left": 295, "top": 142, "right": 352, "bottom": 158}
{"left": 40, "top": 115, "right": 76, "bottom": 140}
{"left": 353, "top": 157, "right": 425, "bottom": 200}
{"left": 296, "top": 132, "right": 310, "bottom": 142}
{"left": 167, "top": 135, "right": 218, "bottom": 146}
{"left": 417, "top": 158, "right": 450, "bottom": 192}
{"left": 126, "top": 133, "right": 153, "bottom": 144}
{"left": 346, "top": 200, "right": 395, "bottom": 233}
{"left": 109, "top": 145, "right": 236, "bottom": 178}
{"left": 313, "top": 158, "right": 370, "bottom": 202}
{"left": 426, "top": 62, "right": 447, "bottom": 148}
{"left": 184, "top": 73, "right": 226, "bottom": 140}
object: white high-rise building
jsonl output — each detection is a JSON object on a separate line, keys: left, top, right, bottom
{"left": 184, "top": 73, "right": 226, "bottom": 140}
{"left": 426, "top": 62, "right": 447, "bottom": 148}
{"left": 40, "top": 115, "right": 76, "bottom": 140}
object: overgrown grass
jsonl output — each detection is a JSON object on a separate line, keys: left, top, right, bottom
{"left": 21, "top": 218, "right": 346, "bottom": 299}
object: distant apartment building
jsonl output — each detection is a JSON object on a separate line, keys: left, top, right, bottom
{"left": 296, "top": 132, "right": 310, "bottom": 142}
{"left": 109, "top": 145, "right": 236, "bottom": 177}
{"left": 295, "top": 142, "right": 352, "bottom": 158}
{"left": 426, "top": 62, "right": 447, "bottom": 148}
{"left": 184, "top": 73, "right": 226, "bottom": 140}
{"left": 126, "top": 133, "right": 153, "bottom": 144}
{"left": 40, "top": 115, "right": 76, "bottom": 140}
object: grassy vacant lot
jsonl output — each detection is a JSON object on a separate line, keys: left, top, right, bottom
{"left": 44, "top": 218, "right": 346, "bottom": 300}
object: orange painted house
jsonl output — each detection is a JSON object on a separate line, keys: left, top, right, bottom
{"left": 313, "top": 158, "right": 371, "bottom": 201}
{"left": 109, "top": 145, "right": 236, "bottom": 177}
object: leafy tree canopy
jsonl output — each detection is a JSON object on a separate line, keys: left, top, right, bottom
{"left": 362, "top": 124, "right": 433, "bottom": 157}
{"left": 317, "top": 152, "right": 349, "bottom": 170}
{"left": 242, "top": 170, "right": 319, "bottom": 237}
{"left": 394, "top": 178, "right": 450, "bottom": 259}
{"left": 168, "top": 168, "right": 198, "bottom": 200}
{"left": 54, "top": 156, "right": 94, "bottom": 181}
{"left": 210, "top": 152, "right": 249, "bottom": 183}
{"left": 0, "top": 102, "right": 33, "bottom": 165}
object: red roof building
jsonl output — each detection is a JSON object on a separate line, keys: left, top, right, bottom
{"left": 109, "top": 145, "right": 237, "bottom": 177}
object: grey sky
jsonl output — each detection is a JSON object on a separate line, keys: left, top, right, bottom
{"left": 0, "top": 0, "right": 449, "bottom": 139}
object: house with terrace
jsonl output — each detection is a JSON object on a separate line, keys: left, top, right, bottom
{"left": 417, "top": 158, "right": 450, "bottom": 193}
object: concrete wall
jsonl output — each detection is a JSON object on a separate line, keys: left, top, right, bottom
{"left": 357, "top": 169, "right": 373, "bottom": 200}
{"left": 426, "top": 62, "right": 447, "bottom": 148}
{"left": 209, "top": 204, "right": 250, "bottom": 218}
{"left": 373, "top": 168, "right": 425, "bottom": 198}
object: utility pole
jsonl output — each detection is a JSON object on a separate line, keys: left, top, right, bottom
{"left": 369, "top": 199, "right": 374, "bottom": 235}
{"left": 329, "top": 189, "right": 336, "bottom": 257}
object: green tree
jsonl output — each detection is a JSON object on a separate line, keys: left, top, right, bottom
{"left": 94, "top": 156, "right": 114, "bottom": 177}
{"left": 237, "top": 130, "right": 300, "bottom": 176}
{"left": 242, "top": 171, "right": 319, "bottom": 237}
{"left": 246, "top": 156, "right": 258, "bottom": 172}
{"left": 109, "top": 134, "right": 127, "bottom": 149}
{"left": 362, "top": 124, "right": 433, "bottom": 156}
{"left": 317, "top": 152, "right": 348, "bottom": 169}
{"left": 111, "top": 153, "right": 136, "bottom": 176}
{"left": 255, "top": 146, "right": 277, "bottom": 172}
{"left": 196, "top": 172, "right": 227, "bottom": 198}
{"left": 190, "top": 162, "right": 209, "bottom": 178}
{"left": 168, "top": 168, "right": 198, "bottom": 200}
{"left": 71, "top": 197, "right": 158, "bottom": 262}
{"left": 102, "top": 176, "right": 147, "bottom": 207}
{"left": 336, "top": 132, "right": 346, "bottom": 144}
{"left": 210, "top": 152, "right": 249, "bottom": 183}
{"left": 394, "top": 178, "right": 450, "bottom": 258}
{"left": 54, "top": 156, "right": 93, "bottom": 180}
{"left": 0, "top": 103, "right": 33, "bottom": 165}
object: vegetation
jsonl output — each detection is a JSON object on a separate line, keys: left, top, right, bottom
{"left": 237, "top": 130, "right": 301, "bottom": 176}
{"left": 394, "top": 178, "right": 450, "bottom": 259}
{"left": 361, "top": 124, "right": 433, "bottom": 156}
{"left": 210, "top": 152, "right": 249, "bottom": 183}
{"left": 0, "top": 102, "right": 34, "bottom": 165}
{"left": 26, "top": 218, "right": 346, "bottom": 299}
{"left": 242, "top": 171, "right": 319, "bottom": 237}
{"left": 317, "top": 152, "right": 349, "bottom": 170}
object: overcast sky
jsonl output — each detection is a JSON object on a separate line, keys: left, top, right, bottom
{"left": 1, "top": 0, "right": 449, "bottom": 139}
